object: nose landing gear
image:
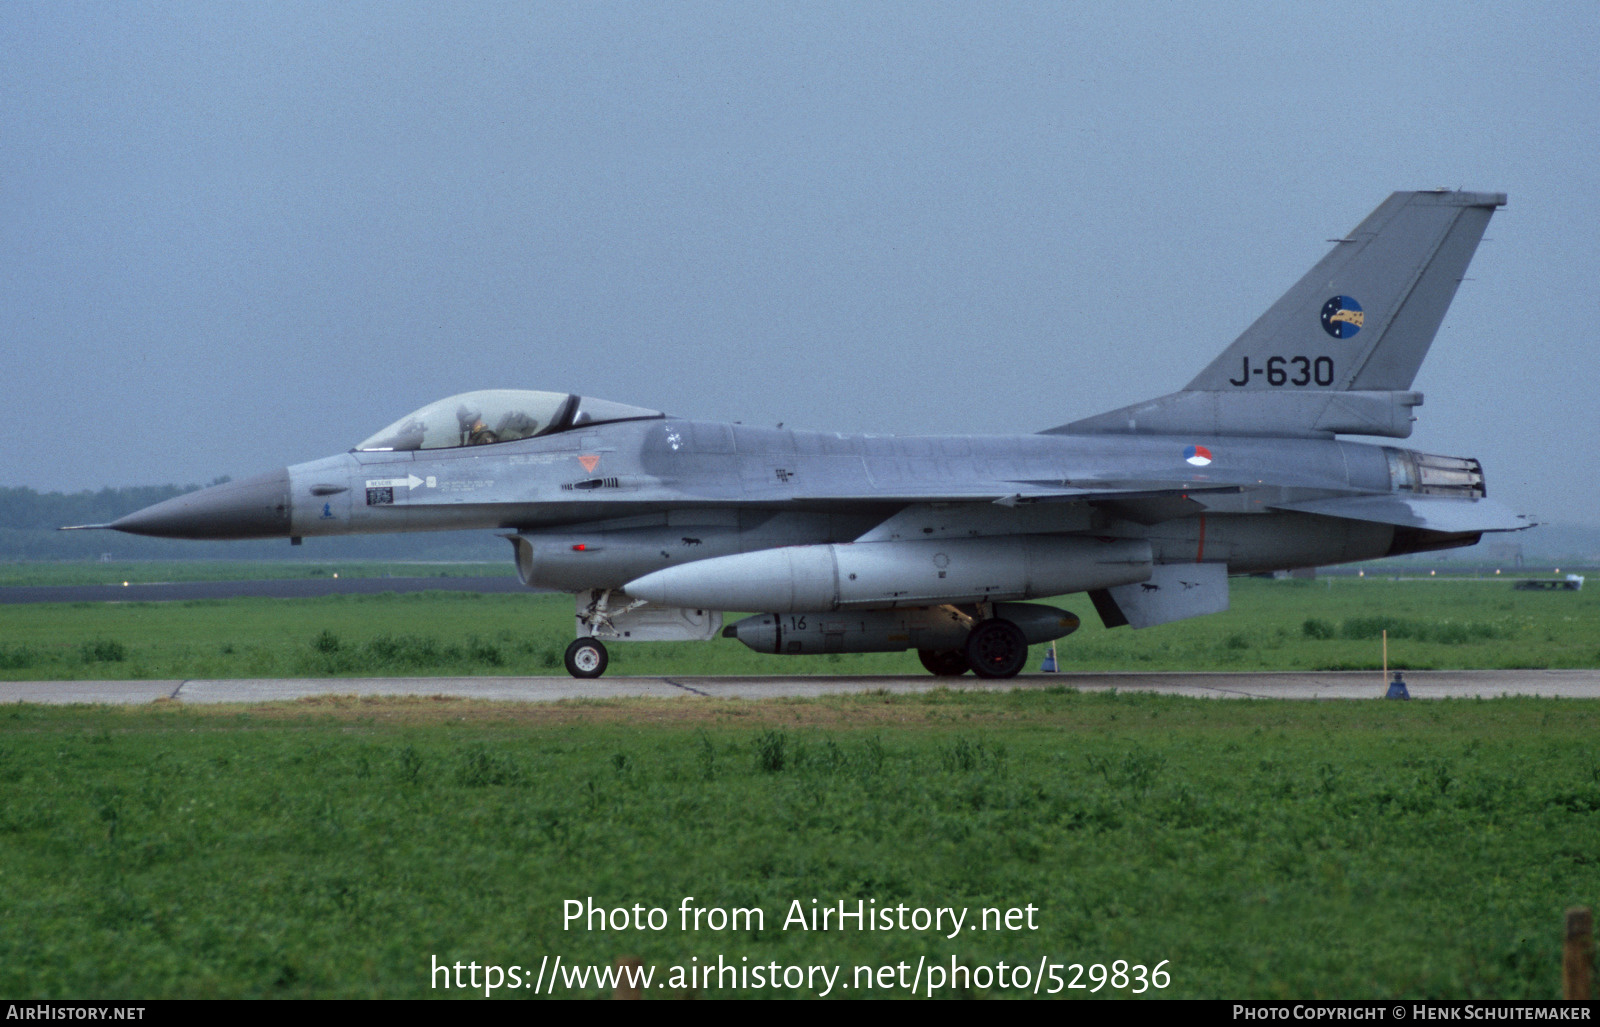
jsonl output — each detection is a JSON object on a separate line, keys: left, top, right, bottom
{"left": 564, "top": 637, "right": 609, "bottom": 679}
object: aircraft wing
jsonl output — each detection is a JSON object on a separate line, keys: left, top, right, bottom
{"left": 1268, "top": 494, "right": 1531, "bottom": 533}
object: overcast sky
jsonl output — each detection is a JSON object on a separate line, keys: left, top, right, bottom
{"left": 3, "top": 2, "right": 1597, "bottom": 525}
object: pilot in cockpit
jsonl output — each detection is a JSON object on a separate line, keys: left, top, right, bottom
{"left": 457, "top": 405, "right": 499, "bottom": 446}
{"left": 466, "top": 418, "right": 499, "bottom": 445}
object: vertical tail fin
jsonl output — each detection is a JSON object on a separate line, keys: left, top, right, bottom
{"left": 1186, "top": 190, "right": 1504, "bottom": 393}
{"left": 1056, "top": 190, "right": 1505, "bottom": 439}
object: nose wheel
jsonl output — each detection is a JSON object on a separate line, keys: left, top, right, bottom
{"left": 564, "top": 637, "right": 609, "bottom": 678}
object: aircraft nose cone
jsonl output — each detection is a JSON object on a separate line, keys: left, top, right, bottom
{"left": 109, "top": 467, "right": 293, "bottom": 539}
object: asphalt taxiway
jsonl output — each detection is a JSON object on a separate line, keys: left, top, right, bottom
{"left": 4, "top": 669, "right": 1600, "bottom": 705}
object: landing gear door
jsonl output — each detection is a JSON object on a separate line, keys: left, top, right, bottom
{"left": 1094, "top": 563, "right": 1229, "bottom": 630}
{"left": 574, "top": 593, "right": 723, "bottom": 641}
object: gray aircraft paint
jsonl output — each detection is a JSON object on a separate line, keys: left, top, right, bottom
{"left": 71, "top": 192, "right": 1528, "bottom": 678}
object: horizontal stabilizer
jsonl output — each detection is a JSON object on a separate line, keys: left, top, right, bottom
{"left": 1269, "top": 494, "right": 1530, "bottom": 533}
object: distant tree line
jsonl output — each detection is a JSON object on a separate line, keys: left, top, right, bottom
{"left": 0, "top": 481, "right": 224, "bottom": 532}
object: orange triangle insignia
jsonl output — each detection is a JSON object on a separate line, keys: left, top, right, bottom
{"left": 578, "top": 454, "right": 600, "bottom": 473}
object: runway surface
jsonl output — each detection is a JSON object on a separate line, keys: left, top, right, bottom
{"left": 4, "top": 669, "right": 1600, "bottom": 705}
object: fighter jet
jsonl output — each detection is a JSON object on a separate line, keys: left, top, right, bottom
{"left": 73, "top": 190, "right": 1528, "bottom": 678}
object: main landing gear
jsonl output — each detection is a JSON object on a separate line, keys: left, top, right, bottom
{"left": 917, "top": 648, "right": 969, "bottom": 677}
{"left": 919, "top": 617, "right": 1031, "bottom": 680}
{"left": 964, "top": 618, "right": 1029, "bottom": 678}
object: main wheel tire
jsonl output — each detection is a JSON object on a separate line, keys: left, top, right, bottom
{"left": 564, "top": 638, "right": 609, "bottom": 679}
{"left": 917, "top": 648, "right": 970, "bottom": 677}
{"left": 964, "top": 619, "right": 1028, "bottom": 679}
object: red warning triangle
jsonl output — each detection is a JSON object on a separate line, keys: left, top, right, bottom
{"left": 578, "top": 454, "right": 600, "bottom": 473}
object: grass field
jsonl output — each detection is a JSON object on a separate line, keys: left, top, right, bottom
{"left": 3, "top": 570, "right": 1597, "bottom": 999}
{"left": 1, "top": 576, "right": 1597, "bottom": 680}
{"left": 1, "top": 691, "right": 1596, "bottom": 998}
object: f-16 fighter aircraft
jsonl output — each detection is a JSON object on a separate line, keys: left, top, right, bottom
{"left": 75, "top": 190, "right": 1528, "bottom": 678}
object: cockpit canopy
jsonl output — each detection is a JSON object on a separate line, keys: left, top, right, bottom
{"left": 354, "top": 390, "right": 663, "bottom": 452}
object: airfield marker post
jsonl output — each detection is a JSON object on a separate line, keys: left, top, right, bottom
{"left": 1565, "top": 906, "right": 1592, "bottom": 1000}
{"left": 1382, "top": 631, "right": 1410, "bottom": 699}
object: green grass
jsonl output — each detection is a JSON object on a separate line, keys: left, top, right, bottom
{"left": 2, "top": 577, "right": 1597, "bottom": 680}
{"left": 1, "top": 691, "right": 1596, "bottom": 997}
